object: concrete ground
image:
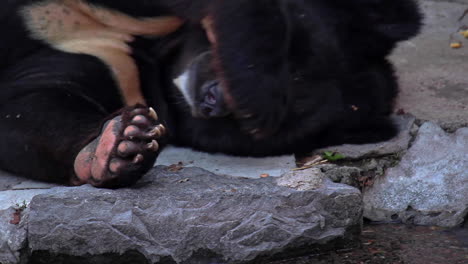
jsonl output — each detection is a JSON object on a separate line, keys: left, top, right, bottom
{"left": 392, "top": 0, "right": 468, "bottom": 130}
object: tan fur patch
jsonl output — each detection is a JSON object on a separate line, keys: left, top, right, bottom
{"left": 21, "top": 0, "right": 183, "bottom": 106}
{"left": 202, "top": 16, "right": 217, "bottom": 45}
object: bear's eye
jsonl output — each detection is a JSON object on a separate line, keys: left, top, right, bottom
{"left": 205, "top": 91, "right": 216, "bottom": 105}
{"left": 204, "top": 83, "right": 218, "bottom": 105}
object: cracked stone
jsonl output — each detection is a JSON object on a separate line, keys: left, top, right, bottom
{"left": 0, "top": 208, "right": 28, "bottom": 264}
{"left": 276, "top": 168, "right": 325, "bottom": 191}
{"left": 25, "top": 166, "right": 362, "bottom": 264}
{"left": 363, "top": 122, "right": 468, "bottom": 227}
{"left": 319, "top": 165, "right": 362, "bottom": 187}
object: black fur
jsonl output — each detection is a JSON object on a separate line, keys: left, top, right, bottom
{"left": 159, "top": 0, "right": 422, "bottom": 156}
{"left": 0, "top": 0, "right": 422, "bottom": 186}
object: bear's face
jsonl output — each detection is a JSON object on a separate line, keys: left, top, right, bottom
{"left": 163, "top": 5, "right": 345, "bottom": 139}
{"left": 154, "top": 0, "right": 421, "bottom": 155}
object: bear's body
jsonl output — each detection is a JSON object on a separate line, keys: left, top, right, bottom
{"left": 161, "top": 0, "right": 422, "bottom": 155}
{"left": 0, "top": 0, "right": 422, "bottom": 187}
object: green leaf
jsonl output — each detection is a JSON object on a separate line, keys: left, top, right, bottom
{"left": 322, "top": 151, "right": 346, "bottom": 161}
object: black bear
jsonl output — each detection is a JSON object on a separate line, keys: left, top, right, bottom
{"left": 156, "top": 0, "right": 423, "bottom": 154}
{"left": 0, "top": 0, "right": 422, "bottom": 188}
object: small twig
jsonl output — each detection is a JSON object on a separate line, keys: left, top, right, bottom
{"left": 293, "top": 160, "right": 328, "bottom": 171}
{"left": 458, "top": 8, "right": 468, "bottom": 22}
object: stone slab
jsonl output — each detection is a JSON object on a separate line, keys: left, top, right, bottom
{"left": 0, "top": 190, "right": 52, "bottom": 211}
{"left": 0, "top": 208, "right": 28, "bottom": 264}
{"left": 156, "top": 146, "right": 296, "bottom": 178}
{"left": 0, "top": 170, "right": 58, "bottom": 192}
{"left": 25, "top": 167, "right": 362, "bottom": 264}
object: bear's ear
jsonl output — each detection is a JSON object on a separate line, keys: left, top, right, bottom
{"left": 205, "top": 0, "right": 292, "bottom": 138}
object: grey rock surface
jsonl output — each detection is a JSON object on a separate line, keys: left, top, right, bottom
{"left": 0, "top": 170, "right": 58, "bottom": 192}
{"left": 0, "top": 208, "right": 28, "bottom": 264}
{"left": 363, "top": 122, "right": 468, "bottom": 227}
{"left": 156, "top": 146, "right": 295, "bottom": 178}
{"left": 319, "top": 165, "right": 362, "bottom": 188}
{"left": 26, "top": 167, "right": 362, "bottom": 264}
{"left": 0, "top": 171, "right": 22, "bottom": 192}
{"left": 276, "top": 168, "right": 325, "bottom": 191}
{"left": 313, "top": 115, "right": 415, "bottom": 159}
{"left": 0, "top": 190, "right": 52, "bottom": 211}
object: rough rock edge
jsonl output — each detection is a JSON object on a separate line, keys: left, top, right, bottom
{"left": 8, "top": 167, "right": 363, "bottom": 264}
{"left": 0, "top": 207, "right": 29, "bottom": 264}
{"left": 362, "top": 122, "right": 468, "bottom": 227}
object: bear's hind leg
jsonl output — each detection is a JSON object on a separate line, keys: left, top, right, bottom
{"left": 74, "top": 106, "right": 166, "bottom": 188}
{"left": 0, "top": 50, "right": 165, "bottom": 187}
